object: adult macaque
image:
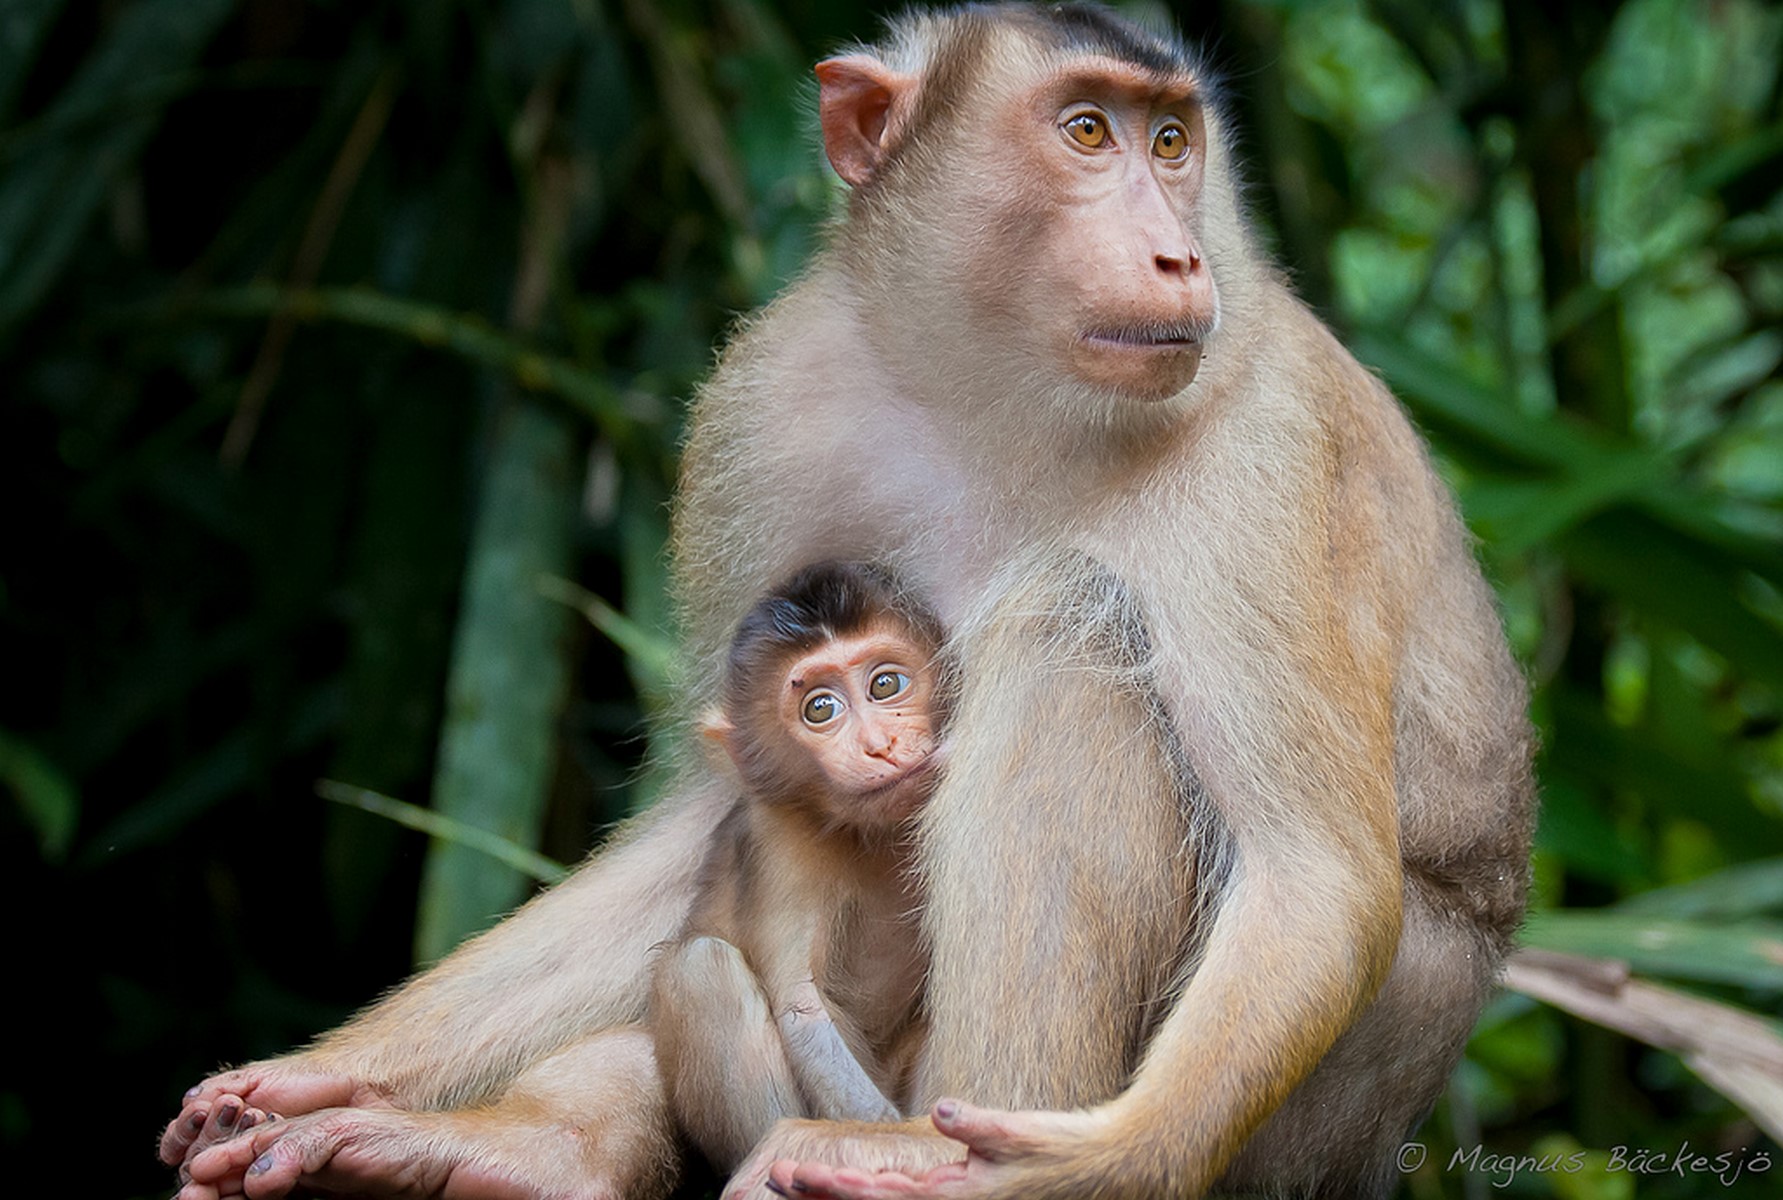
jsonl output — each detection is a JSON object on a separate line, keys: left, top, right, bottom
{"left": 654, "top": 561, "right": 945, "bottom": 1170}
{"left": 167, "top": 5, "right": 1534, "bottom": 1200}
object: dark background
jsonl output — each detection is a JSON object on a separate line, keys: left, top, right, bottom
{"left": 2, "top": 1, "right": 1780, "bottom": 1197}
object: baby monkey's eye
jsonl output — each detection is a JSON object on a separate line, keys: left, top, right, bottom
{"left": 868, "top": 670, "right": 911, "bottom": 701}
{"left": 802, "top": 691, "right": 842, "bottom": 726}
{"left": 1152, "top": 122, "right": 1189, "bottom": 161}
{"left": 1063, "top": 111, "right": 1109, "bottom": 149}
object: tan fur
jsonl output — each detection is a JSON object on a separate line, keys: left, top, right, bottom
{"left": 165, "top": 8, "right": 1533, "bottom": 1200}
{"left": 653, "top": 802, "right": 928, "bottom": 1170}
{"left": 653, "top": 611, "right": 938, "bottom": 1172}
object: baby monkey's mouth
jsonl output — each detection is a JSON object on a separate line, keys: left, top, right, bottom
{"left": 861, "top": 744, "right": 943, "bottom": 800}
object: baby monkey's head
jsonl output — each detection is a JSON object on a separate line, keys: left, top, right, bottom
{"left": 707, "top": 561, "right": 948, "bottom": 836}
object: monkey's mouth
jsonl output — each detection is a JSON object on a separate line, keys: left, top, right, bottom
{"left": 862, "top": 750, "right": 940, "bottom": 802}
{"left": 1080, "top": 323, "right": 1208, "bottom": 351}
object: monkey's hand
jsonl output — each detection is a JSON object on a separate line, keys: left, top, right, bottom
{"left": 763, "top": 1101, "right": 1100, "bottom": 1200}
{"left": 160, "top": 1057, "right": 391, "bottom": 1172}
{"left": 725, "top": 1116, "right": 963, "bottom": 1200}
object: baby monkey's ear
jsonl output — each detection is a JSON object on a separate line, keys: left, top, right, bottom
{"left": 699, "top": 709, "right": 743, "bottom": 775}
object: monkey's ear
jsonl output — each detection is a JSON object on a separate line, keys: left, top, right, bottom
{"left": 815, "top": 55, "right": 914, "bottom": 188}
{"left": 700, "top": 711, "right": 742, "bottom": 771}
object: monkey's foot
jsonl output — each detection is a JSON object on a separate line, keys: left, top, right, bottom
{"left": 161, "top": 1058, "right": 384, "bottom": 1170}
{"left": 180, "top": 1105, "right": 647, "bottom": 1200}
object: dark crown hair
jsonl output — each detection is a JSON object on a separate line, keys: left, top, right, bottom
{"left": 722, "top": 561, "right": 942, "bottom": 716}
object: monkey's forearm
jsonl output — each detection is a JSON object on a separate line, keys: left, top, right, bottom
{"left": 1132, "top": 880, "right": 1399, "bottom": 1170}
{"left": 778, "top": 985, "right": 901, "bottom": 1124}
{"left": 307, "top": 778, "right": 731, "bottom": 1109}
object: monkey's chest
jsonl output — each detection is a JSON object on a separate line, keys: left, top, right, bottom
{"left": 819, "top": 897, "right": 926, "bottom": 1051}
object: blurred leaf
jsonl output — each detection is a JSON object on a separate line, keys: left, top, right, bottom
{"left": 1619, "top": 859, "right": 1783, "bottom": 920}
{"left": 0, "top": 0, "right": 64, "bottom": 120}
{"left": 0, "top": 729, "right": 78, "bottom": 860}
{"left": 185, "top": 284, "right": 649, "bottom": 436}
{"left": 415, "top": 400, "right": 579, "bottom": 965}
{"left": 319, "top": 780, "right": 567, "bottom": 885}
{"left": 1522, "top": 911, "right": 1783, "bottom": 989}
{"left": 537, "top": 574, "right": 676, "bottom": 698}
{"left": 1461, "top": 455, "right": 1673, "bottom": 553}
{"left": 0, "top": 0, "right": 235, "bottom": 328}
{"left": 1542, "top": 685, "right": 1783, "bottom": 856}
{"left": 1559, "top": 512, "right": 1783, "bottom": 689}
{"left": 1532, "top": 776, "right": 1648, "bottom": 885}
{"left": 1686, "top": 119, "right": 1783, "bottom": 197}
{"left": 619, "top": 0, "right": 749, "bottom": 226}
{"left": 79, "top": 686, "right": 342, "bottom": 864}
{"left": 1357, "top": 329, "right": 1783, "bottom": 586}
{"left": 1534, "top": 1136, "right": 1631, "bottom": 1200}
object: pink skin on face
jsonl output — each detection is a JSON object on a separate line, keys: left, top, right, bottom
{"left": 780, "top": 622, "right": 939, "bottom": 803}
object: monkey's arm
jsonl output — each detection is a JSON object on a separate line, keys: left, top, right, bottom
{"left": 181, "top": 1025, "right": 678, "bottom": 1200}
{"left": 769, "top": 517, "right": 1407, "bottom": 1200}
{"left": 777, "top": 978, "right": 902, "bottom": 1124}
{"left": 766, "top": 682, "right": 1404, "bottom": 1200}
{"left": 162, "top": 774, "right": 732, "bottom": 1168}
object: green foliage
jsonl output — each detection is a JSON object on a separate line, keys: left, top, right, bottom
{"left": 2, "top": 1, "right": 1778, "bottom": 1197}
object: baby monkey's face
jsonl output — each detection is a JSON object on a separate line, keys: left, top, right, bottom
{"left": 780, "top": 618, "right": 941, "bottom": 819}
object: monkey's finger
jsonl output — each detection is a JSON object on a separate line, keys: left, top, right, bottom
{"left": 202, "top": 1095, "right": 247, "bottom": 1144}
{"left": 235, "top": 1120, "right": 358, "bottom": 1200}
{"left": 769, "top": 1160, "right": 969, "bottom": 1200}
{"left": 172, "top": 1091, "right": 261, "bottom": 1171}
{"left": 927, "top": 1100, "right": 1062, "bottom": 1163}
{"left": 177, "top": 1067, "right": 263, "bottom": 1110}
{"left": 161, "top": 1099, "right": 213, "bottom": 1164}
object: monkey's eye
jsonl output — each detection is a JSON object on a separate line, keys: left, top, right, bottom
{"left": 802, "top": 690, "right": 843, "bottom": 727}
{"left": 868, "top": 670, "right": 911, "bottom": 701}
{"left": 1062, "top": 112, "right": 1109, "bottom": 149}
{"left": 1152, "top": 122, "right": 1189, "bottom": 161}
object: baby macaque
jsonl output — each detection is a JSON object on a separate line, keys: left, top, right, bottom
{"left": 650, "top": 561, "right": 947, "bottom": 1171}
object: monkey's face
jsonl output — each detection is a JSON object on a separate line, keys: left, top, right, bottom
{"left": 780, "top": 622, "right": 941, "bottom": 829}
{"left": 922, "top": 54, "right": 1221, "bottom": 406}
{"left": 820, "top": 35, "right": 1222, "bottom": 413}
{"left": 1002, "top": 60, "right": 1219, "bottom": 402}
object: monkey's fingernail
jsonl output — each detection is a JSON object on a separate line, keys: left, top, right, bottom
{"left": 218, "top": 1101, "right": 240, "bottom": 1127}
{"left": 185, "top": 1086, "right": 201, "bottom": 1100}
{"left": 765, "top": 1181, "right": 789, "bottom": 1196}
{"left": 935, "top": 1100, "right": 958, "bottom": 1120}
{"left": 187, "top": 1113, "right": 206, "bottom": 1132}
{"left": 249, "top": 1153, "right": 274, "bottom": 1176}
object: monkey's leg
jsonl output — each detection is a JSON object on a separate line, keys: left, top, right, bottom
{"left": 164, "top": 773, "right": 733, "bottom": 1174}
{"left": 182, "top": 1025, "right": 677, "bottom": 1200}
{"left": 916, "top": 555, "right": 1199, "bottom": 1110}
{"left": 655, "top": 936, "right": 807, "bottom": 1170}
{"left": 778, "top": 979, "right": 902, "bottom": 1124}
{"left": 1216, "top": 879, "right": 1497, "bottom": 1199}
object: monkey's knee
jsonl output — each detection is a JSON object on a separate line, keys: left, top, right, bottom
{"left": 653, "top": 937, "right": 803, "bottom": 1169}
{"left": 657, "top": 937, "right": 767, "bottom": 1022}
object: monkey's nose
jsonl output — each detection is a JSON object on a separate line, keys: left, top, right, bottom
{"left": 1154, "top": 248, "right": 1201, "bottom": 280}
